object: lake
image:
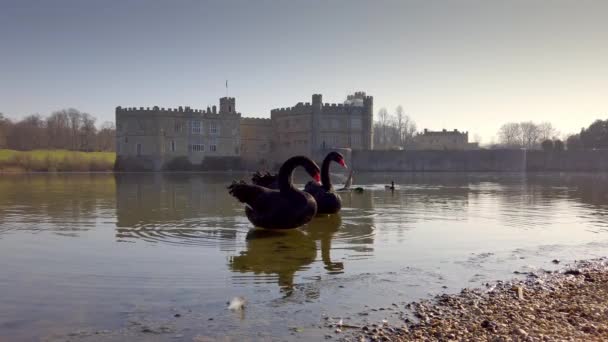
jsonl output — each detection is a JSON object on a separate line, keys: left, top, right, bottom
{"left": 1, "top": 172, "right": 608, "bottom": 341}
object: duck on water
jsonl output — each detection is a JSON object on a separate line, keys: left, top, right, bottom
{"left": 228, "top": 156, "right": 320, "bottom": 229}
{"left": 251, "top": 151, "right": 348, "bottom": 214}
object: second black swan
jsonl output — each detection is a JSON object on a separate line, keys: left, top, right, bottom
{"left": 303, "top": 151, "right": 347, "bottom": 214}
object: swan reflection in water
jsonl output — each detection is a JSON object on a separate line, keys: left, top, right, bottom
{"left": 229, "top": 215, "right": 343, "bottom": 296}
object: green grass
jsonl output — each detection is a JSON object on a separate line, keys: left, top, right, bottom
{"left": 0, "top": 149, "right": 116, "bottom": 172}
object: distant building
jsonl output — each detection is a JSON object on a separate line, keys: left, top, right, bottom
{"left": 411, "top": 128, "right": 479, "bottom": 150}
{"left": 270, "top": 92, "right": 373, "bottom": 162}
{"left": 115, "top": 97, "right": 241, "bottom": 170}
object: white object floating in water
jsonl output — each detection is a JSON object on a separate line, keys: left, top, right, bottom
{"left": 227, "top": 296, "right": 247, "bottom": 311}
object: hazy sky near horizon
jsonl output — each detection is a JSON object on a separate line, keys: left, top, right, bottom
{"left": 1, "top": 0, "right": 607, "bottom": 142}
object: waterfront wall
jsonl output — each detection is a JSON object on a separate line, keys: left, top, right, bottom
{"left": 526, "top": 150, "right": 608, "bottom": 172}
{"left": 351, "top": 150, "right": 527, "bottom": 172}
{"left": 351, "top": 149, "right": 608, "bottom": 172}
{"left": 115, "top": 149, "right": 608, "bottom": 172}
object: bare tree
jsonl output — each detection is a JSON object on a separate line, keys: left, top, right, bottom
{"left": 46, "top": 110, "right": 71, "bottom": 149}
{"left": 67, "top": 109, "right": 82, "bottom": 150}
{"left": 0, "top": 113, "right": 8, "bottom": 148}
{"left": 7, "top": 114, "right": 47, "bottom": 150}
{"left": 498, "top": 123, "right": 522, "bottom": 147}
{"left": 401, "top": 114, "right": 417, "bottom": 149}
{"left": 538, "top": 122, "right": 557, "bottom": 142}
{"left": 377, "top": 108, "right": 389, "bottom": 147}
{"left": 395, "top": 106, "right": 405, "bottom": 146}
{"left": 520, "top": 121, "right": 540, "bottom": 149}
{"left": 96, "top": 122, "right": 115, "bottom": 151}
{"left": 80, "top": 113, "right": 97, "bottom": 151}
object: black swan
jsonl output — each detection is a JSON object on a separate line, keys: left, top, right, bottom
{"left": 303, "top": 151, "right": 347, "bottom": 214}
{"left": 228, "top": 156, "right": 320, "bottom": 229}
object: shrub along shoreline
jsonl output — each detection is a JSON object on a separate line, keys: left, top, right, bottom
{"left": 0, "top": 149, "right": 115, "bottom": 172}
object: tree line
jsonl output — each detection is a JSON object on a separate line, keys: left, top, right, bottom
{"left": 373, "top": 105, "right": 417, "bottom": 150}
{"left": 497, "top": 121, "right": 559, "bottom": 149}
{"left": 0, "top": 109, "right": 115, "bottom": 152}
{"left": 497, "top": 119, "right": 608, "bottom": 151}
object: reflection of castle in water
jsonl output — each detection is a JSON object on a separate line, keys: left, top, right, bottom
{"left": 114, "top": 173, "right": 240, "bottom": 246}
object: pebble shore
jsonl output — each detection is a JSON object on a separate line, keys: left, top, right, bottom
{"left": 344, "top": 258, "right": 608, "bottom": 341}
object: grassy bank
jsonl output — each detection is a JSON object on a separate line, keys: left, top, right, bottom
{"left": 0, "top": 149, "right": 115, "bottom": 172}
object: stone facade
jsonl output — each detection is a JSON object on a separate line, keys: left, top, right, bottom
{"left": 240, "top": 117, "right": 273, "bottom": 169}
{"left": 270, "top": 92, "right": 373, "bottom": 163}
{"left": 115, "top": 97, "right": 241, "bottom": 170}
{"left": 115, "top": 92, "right": 373, "bottom": 170}
{"left": 411, "top": 129, "right": 479, "bottom": 151}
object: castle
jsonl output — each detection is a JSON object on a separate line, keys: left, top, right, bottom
{"left": 115, "top": 92, "right": 374, "bottom": 170}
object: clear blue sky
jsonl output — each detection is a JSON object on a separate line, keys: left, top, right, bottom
{"left": 1, "top": 0, "right": 607, "bottom": 142}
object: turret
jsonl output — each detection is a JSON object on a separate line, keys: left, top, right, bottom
{"left": 311, "top": 94, "right": 323, "bottom": 152}
{"left": 363, "top": 95, "right": 373, "bottom": 150}
{"left": 220, "top": 97, "right": 236, "bottom": 114}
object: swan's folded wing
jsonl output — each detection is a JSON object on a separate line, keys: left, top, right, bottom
{"left": 251, "top": 171, "right": 278, "bottom": 189}
{"left": 304, "top": 181, "right": 323, "bottom": 194}
{"left": 228, "top": 181, "right": 269, "bottom": 208}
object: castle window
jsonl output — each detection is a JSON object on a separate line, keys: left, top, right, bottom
{"left": 136, "top": 143, "right": 142, "bottom": 156}
{"left": 171, "top": 140, "right": 175, "bottom": 152}
{"left": 209, "top": 122, "right": 219, "bottom": 135}
{"left": 228, "top": 106, "right": 232, "bottom": 112}
{"left": 116, "top": 143, "right": 121, "bottom": 154}
{"left": 210, "top": 137, "right": 218, "bottom": 152}
{"left": 191, "top": 121, "right": 202, "bottom": 134}
{"left": 351, "top": 118, "right": 362, "bottom": 130}
{"left": 189, "top": 144, "right": 204, "bottom": 152}
{"left": 174, "top": 122, "right": 182, "bottom": 133}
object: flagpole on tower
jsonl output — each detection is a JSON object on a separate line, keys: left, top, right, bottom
{"left": 226, "top": 80, "right": 228, "bottom": 97}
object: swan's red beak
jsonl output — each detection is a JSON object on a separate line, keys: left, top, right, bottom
{"left": 313, "top": 172, "right": 321, "bottom": 183}
{"left": 338, "top": 159, "right": 348, "bottom": 168}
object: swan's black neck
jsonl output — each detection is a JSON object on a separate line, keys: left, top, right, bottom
{"left": 278, "top": 156, "right": 316, "bottom": 192}
{"left": 321, "top": 151, "right": 343, "bottom": 191}
{"left": 320, "top": 155, "right": 333, "bottom": 191}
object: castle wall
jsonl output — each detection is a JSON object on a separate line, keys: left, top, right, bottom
{"left": 240, "top": 117, "right": 273, "bottom": 169}
{"left": 116, "top": 104, "right": 240, "bottom": 171}
{"left": 269, "top": 92, "right": 374, "bottom": 165}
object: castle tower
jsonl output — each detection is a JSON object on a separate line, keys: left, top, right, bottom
{"left": 311, "top": 94, "right": 323, "bottom": 152}
{"left": 363, "top": 95, "right": 373, "bottom": 150}
{"left": 219, "top": 97, "right": 235, "bottom": 114}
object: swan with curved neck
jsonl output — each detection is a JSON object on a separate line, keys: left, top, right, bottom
{"left": 304, "top": 151, "right": 347, "bottom": 214}
{"left": 228, "top": 156, "right": 320, "bottom": 229}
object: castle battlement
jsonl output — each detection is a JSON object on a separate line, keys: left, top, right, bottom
{"left": 270, "top": 102, "right": 313, "bottom": 115}
{"left": 116, "top": 105, "right": 240, "bottom": 116}
{"left": 241, "top": 117, "right": 272, "bottom": 124}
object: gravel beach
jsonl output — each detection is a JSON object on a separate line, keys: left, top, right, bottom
{"left": 344, "top": 258, "right": 608, "bottom": 341}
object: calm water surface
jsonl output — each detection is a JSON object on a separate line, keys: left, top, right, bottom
{"left": 1, "top": 172, "right": 608, "bottom": 341}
